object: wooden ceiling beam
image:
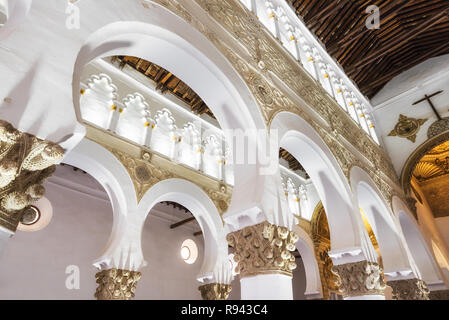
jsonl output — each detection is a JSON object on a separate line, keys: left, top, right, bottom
{"left": 359, "top": 41, "right": 449, "bottom": 91}
{"left": 334, "top": 0, "right": 409, "bottom": 50}
{"left": 170, "top": 216, "right": 196, "bottom": 229}
{"left": 347, "top": 10, "right": 449, "bottom": 72}
{"left": 308, "top": 0, "right": 346, "bottom": 27}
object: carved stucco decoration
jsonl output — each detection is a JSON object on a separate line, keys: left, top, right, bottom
{"left": 387, "top": 278, "right": 430, "bottom": 300}
{"left": 149, "top": 0, "right": 404, "bottom": 209}
{"left": 0, "top": 120, "right": 63, "bottom": 232}
{"left": 429, "top": 289, "right": 449, "bottom": 300}
{"left": 227, "top": 221, "right": 299, "bottom": 278}
{"left": 113, "top": 149, "right": 231, "bottom": 215}
{"left": 203, "top": 184, "right": 231, "bottom": 216}
{"left": 331, "top": 261, "right": 386, "bottom": 298}
{"left": 198, "top": 283, "right": 232, "bottom": 300}
{"left": 86, "top": 127, "right": 232, "bottom": 216}
{"left": 94, "top": 268, "right": 142, "bottom": 300}
{"left": 427, "top": 117, "right": 449, "bottom": 139}
{"left": 388, "top": 114, "right": 428, "bottom": 143}
{"left": 110, "top": 149, "right": 174, "bottom": 203}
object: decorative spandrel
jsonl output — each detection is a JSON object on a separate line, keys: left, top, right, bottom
{"left": 85, "top": 124, "right": 232, "bottom": 216}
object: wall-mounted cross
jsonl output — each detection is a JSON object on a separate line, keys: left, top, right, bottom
{"left": 412, "top": 90, "right": 444, "bottom": 120}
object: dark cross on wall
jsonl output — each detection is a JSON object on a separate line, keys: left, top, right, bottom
{"left": 412, "top": 90, "right": 444, "bottom": 120}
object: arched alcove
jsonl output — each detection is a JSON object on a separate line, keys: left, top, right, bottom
{"left": 350, "top": 166, "right": 413, "bottom": 274}
{"left": 138, "top": 178, "right": 228, "bottom": 283}
{"left": 292, "top": 224, "right": 322, "bottom": 299}
{"left": 271, "top": 111, "right": 360, "bottom": 251}
{"left": 393, "top": 196, "right": 449, "bottom": 287}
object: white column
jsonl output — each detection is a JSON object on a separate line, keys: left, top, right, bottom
{"left": 295, "top": 34, "right": 310, "bottom": 66}
{"left": 143, "top": 119, "right": 154, "bottom": 148}
{"left": 241, "top": 274, "right": 293, "bottom": 300}
{"left": 344, "top": 93, "right": 361, "bottom": 125}
{"left": 227, "top": 220, "right": 298, "bottom": 300}
{"left": 273, "top": 15, "right": 282, "bottom": 42}
{"left": 303, "top": 47, "right": 318, "bottom": 79}
{"left": 250, "top": 0, "right": 257, "bottom": 14}
{"left": 107, "top": 102, "right": 122, "bottom": 133}
{"left": 334, "top": 82, "right": 349, "bottom": 112}
{"left": 356, "top": 103, "right": 371, "bottom": 134}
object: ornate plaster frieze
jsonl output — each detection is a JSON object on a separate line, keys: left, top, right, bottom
{"left": 226, "top": 221, "right": 299, "bottom": 278}
{"left": 198, "top": 283, "right": 232, "bottom": 300}
{"left": 427, "top": 117, "right": 449, "bottom": 139}
{"left": 429, "top": 289, "right": 449, "bottom": 300}
{"left": 150, "top": 0, "right": 406, "bottom": 212}
{"left": 0, "top": 120, "right": 63, "bottom": 232}
{"left": 85, "top": 124, "right": 232, "bottom": 215}
{"left": 387, "top": 278, "right": 430, "bottom": 300}
{"left": 94, "top": 268, "right": 142, "bottom": 300}
{"left": 331, "top": 261, "right": 386, "bottom": 298}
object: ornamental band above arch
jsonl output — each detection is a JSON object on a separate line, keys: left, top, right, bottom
{"left": 84, "top": 124, "right": 232, "bottom": 216}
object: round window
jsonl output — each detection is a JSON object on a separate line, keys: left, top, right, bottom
{"left": 180, "top": 239, "right": 198, "bottom": 264}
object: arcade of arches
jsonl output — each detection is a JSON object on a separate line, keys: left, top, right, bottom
{"left": 0, "top": 0, "right": 449, "bottom": 300}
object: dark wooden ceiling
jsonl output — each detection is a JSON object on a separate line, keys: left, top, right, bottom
{"left": 287, "top": 0, "right": 449, "bottom": 99}
{"left": 279, "top": 148, "right": 310, "bottom": 178}
{"left": 114, "top": 56, "right": 214, "bottom": 118}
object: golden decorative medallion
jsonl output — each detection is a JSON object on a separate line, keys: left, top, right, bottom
{"left": 388, "top": 114, "right": 427, "bottom": 143}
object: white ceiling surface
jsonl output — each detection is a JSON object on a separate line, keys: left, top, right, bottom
{"left": 371, "top": 55, "right": 449, "bottom": 176}
{"left": 0, "top": 1, "right": 86, "bottom": 148}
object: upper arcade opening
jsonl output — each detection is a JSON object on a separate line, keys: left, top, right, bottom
{"left": 78, "top": 55, "right": 231, "bottom": 184}
{"left": 411, "top": 140, "right": 449, "bottom": 219}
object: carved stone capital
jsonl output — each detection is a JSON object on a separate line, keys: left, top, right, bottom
{"left": 198, "top": 283, "right": 232, "bottom": 300}
{"left": 429, "top": 289, "right": 449, "bottom": 300}
{"left": 0, "top": 120, "right": 63, "bottom": 232}
{"left": 226, "top": 221, "right": 299, "bottom": 278}
{"left": 94, "top": 268, "right": 142, "bottom": 300}
{"left": 387, "top": 278, "right": 430, "bottom": 300}
{"left": 331, "top": 260, "right": 386, "bottom": 298}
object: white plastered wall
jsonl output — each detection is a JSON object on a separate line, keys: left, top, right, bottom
{"left": 0, "top": 166, "right": 205, "bottom": 299}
